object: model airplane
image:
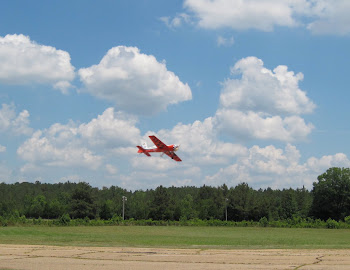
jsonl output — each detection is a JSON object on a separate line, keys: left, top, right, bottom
{"left": 137, "top": 135, "right": 182, "bottom": 162}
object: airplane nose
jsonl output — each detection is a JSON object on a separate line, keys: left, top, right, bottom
{"left": 174, "top": 145, "right": 180, "bottom": 151}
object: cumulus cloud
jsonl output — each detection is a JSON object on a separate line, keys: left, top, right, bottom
{"left": 0, "top": 34, "right": 75, "bottom": 93}
{"left": 184, "top": 0, "right": 301, "bottom": 31}
{"left": 121, "top": 118, "right": 228, "bottom": 188}
{"left": 307, "top": 0, "right": 350, "bottom": 35}
{"left": 180, "top": 0, "right": 350, "bottom": 36}
{"left": 220, "top": 57, "right": 315, "bottom": 115}
{"left": 125, "top": 116, "right": 248, "bottom": 189}
{"left": 152, "top": 117, "right": 247, "bottom": 165}
{"left": 78, "top": 108, "right": 141, "bottom": 148}
{"left": 132, "top": 155, "right": 179, "bottom": 171}
{"left": 215, "top": 109, "right": 314, "bottom": 142}
{"left": 17, "top": 107, "right": 141, "bottom": 171}
{"left": 78, "top": 46, "right": 192, "bottom": 115}
{"left": 206, "top": 144, "right": 350, "bottom": 189}
{"left": 122, "top": 155, "right": 202, "bottom": 189}
{"left": 14, "top": 104, "right": 348, "bottom": 190}
{"left": 0, "top": 103, "right": 32, "bottom": 135}
{"left": 17, "top": 129, "right": 103, "bottom": 170}
{"left": 214, "top": 57, "right": 315, "bottom": 142}
{"left": 306, "top": 153, "right": 350, "bottom": 172}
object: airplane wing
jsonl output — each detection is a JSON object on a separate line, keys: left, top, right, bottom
{"left": 164, "top": 151, "right": 182, "bottom": 162}
{"left": 149, "top": 135, "right": 167, "bottom": 150}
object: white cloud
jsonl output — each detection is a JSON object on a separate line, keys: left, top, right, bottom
{"left": 53, "top": 81, "right": 75, "bottom": 95}
{"left": 217, "top": 35, "right": 234, "bottom": 47}
{"left": 119, "top": 171, "right": 173, "bottom": 190}
{"left": 220, "top": 57, "right": 315, "bottom": 115}
{"left": 0, "top": 34, "right": 75, "bottom": 93}
{"left": 132, "top": 155, "right": 179, "bottom": 171}
{"left": 121, "top": 117, "right": 248, "bottom": 189}
{"left": 78, "top": 46, "right": 192, "bottom": 115}
{"left": 13, "top": 103, "right": 347, "bottom": 190}
{"left": 0, "top": 103, "right": 32, "bottom": 135}
{"left": 160, "top": 13, "right": 192, "bottom": 28}
{"left": 307, "top": 0, "right": 350, "bottom": 35}
{"left": 184, "top": 0, "right": 301, "bottom": 31}
{"left": 120, "top": 157, "right": 202, "bottom": 190}
{"left": 157, "top": 118, "right": 216, "bottom": 156}
{"left": 0, "top": 145, "right": 6, "bottom": 152}
{"left": 206, "top": 144, "right": 350, "bottom": 189}
{"left": 215, "top": 109, "right": 314, "bottom": 142}
{"left": 17, "top": 107, "right": 141, "bottom": 172}
{"left": 105, "top": 164, "right": 118, "bottom": 175}
{"left": 181, "top": 0, "right": 350, "bottom": 36}
{"left": 155, "top": 117, "right": 247, "bottom": 165}
{"left": 79, "top": 108, "right": 141, "bottom": 148}
{"left": 17, "top": 130, "right": 103, "bottom": 170}
{"left": 306, "top": 153, "right": 350, "bottom": 172}
{"left": 214, "top": 57, "right": 315, "bottom": 142}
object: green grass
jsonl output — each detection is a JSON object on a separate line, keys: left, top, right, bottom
{"left": 0, "top": 226, "right": 349, "bottom": 249}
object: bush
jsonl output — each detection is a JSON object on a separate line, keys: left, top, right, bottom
{"left": 259, "top": 217, "right": 269, "bottom": 227}
{"left": 326, "top": 218, "right": 339, "bottom": 229}
{"left": 58, "top": 213, "right": 71, "bottom": 226}
{"left": 344, "top": 216, "right": 350, "bottom": 225}
{"left": 111, "top": 214, "right": 122, "bottom": 223}
{"left": 0, "top": 216, "right": 7, "bottom": 227}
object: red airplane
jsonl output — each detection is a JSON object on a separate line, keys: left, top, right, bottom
{"left": 137, "top": 135, "right": 182, "bottom": 162}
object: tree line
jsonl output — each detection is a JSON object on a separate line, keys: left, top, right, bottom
{"left": 1, "top": 167, "right": 350, "bottom": 223}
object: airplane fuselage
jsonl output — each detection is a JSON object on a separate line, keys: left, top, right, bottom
{"left": 137, "top": 144, "right": 178, "bottom": 154}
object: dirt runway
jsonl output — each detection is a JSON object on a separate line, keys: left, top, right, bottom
{"left": 1, "top": 245, "right": 350, "bottom": 270}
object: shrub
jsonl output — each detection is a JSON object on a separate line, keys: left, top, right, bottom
{"left": 0, "top": 216, "right": 7, "bottom": 227}
{"left": 326, "top": 218, "right": 339, "bottom": 229}
{"left": 58, "top": 213, "right": 71, "bottom": 226}
{"left": 259, "top": 217, "right": 269, "bottom": 227}
{"left": 344, "top": 216, "right": 350, "bottom": 225}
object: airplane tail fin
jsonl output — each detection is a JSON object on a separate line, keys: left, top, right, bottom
{"left": 137, "top": 146, "right": 151, "bottom": 156}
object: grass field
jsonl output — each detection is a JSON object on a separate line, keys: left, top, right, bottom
{"left": 1, "top": 226, "right": 350, "bottom": 249}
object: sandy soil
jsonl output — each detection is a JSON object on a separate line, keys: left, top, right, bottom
{"left": 0, "top": 245, "right": 349, "bottom": 270}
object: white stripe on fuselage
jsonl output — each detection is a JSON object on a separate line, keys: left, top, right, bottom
{"left": 143, "top": 146, "right": 157, "bottom": 150}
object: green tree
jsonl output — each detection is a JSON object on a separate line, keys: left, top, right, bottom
{"left": 228, "top": 183, "right": 257, "bottom": 221}
{"left": 99, "top": 199, "right": 114, "bottom": 220}
{"left": 311, "top": 167, "right": 350, "bottom": 220}
{"left": 27, "top": 195, "right": 47, "bottom": 218}
{"left": 149, "top": 186, "right": 171, "bottom": 220}
{"left": 295, "top": 186, "right": 312, "bottom": 218}
{"left": 279, "top": 189, "right": 297, "bottom": 220}
{"left": 46, "top": 199, "right": 64, "bottom": 218}
{"left": 180, "top": 194, "right": 196, "bottom": 220}
{"left": 196, "top": 185, "right": 224, "bottom": 220}
{"left": 128, "top": 190, "right": 150, "bottom": 219}
{"left": 70, "top": 182, "right": 97, "bottom": 219}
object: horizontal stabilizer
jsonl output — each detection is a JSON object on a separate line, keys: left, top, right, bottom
{"left": 137, "top": 146, "right": 151, "bottom": 156}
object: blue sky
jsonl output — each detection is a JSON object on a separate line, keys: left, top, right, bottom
{"left": 1, "top": 0, "right": 350, "bottom": 190}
